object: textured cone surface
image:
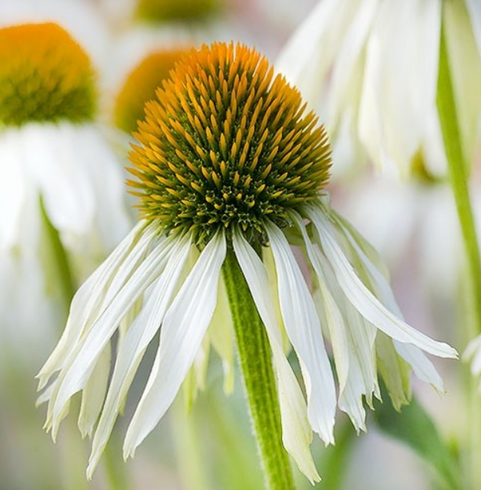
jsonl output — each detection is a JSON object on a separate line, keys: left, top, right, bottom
{"left": 129, "top": 42, "right": 331, "bottom": 244}
{"left": 115, "top": 49, "right": 189, "bottom": 134}
{"left": 0, "top": 23, "right": 96, "bottom": 126}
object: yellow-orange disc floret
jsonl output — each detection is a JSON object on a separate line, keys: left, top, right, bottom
{"left": 114, "top": 49, "right": 190, "bottom": 134}
{"left": 0, "top": 23, "right": 96, "bottom": 127}
{"left": 129, "top": 42, "right": 331, "bottom": 244}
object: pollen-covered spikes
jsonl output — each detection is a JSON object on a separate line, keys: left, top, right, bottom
{"left": 0, "top": 23, "right": 96, "bottom": 127}
{"left": 128, "top": 42, "right": 332, "bottom": 244}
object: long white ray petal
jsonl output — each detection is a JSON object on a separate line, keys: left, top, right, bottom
{"left": 123, "top": 233, "right": 226, "bottom": 458}
{"left": 38, "top": 221, "right": 154, "bottom": 388}
{"left": 47, "top": 235, "right": 175, "bottom": 432}
{"left": 266, "top": 223, "right": 336, "bottom": 445}
{"left": 330, "top": 213, "right": 445, "bottom": 392}
{"left": 358, "top": 0, "right": 441, "bottom": 175}
{"left": 87, "top": 235, "right": 191, "bottom": 477}
{"left": 465, "top": 0, "right": 481, "bottom": 60}
{"left": 293, "top": 214, "right": 377, "bottom": 430}
{"left": 209, "top": 277, "right": 235, "bottom": 394}
{"left": 276, "top": 0, "right": 363, "bottom": 112}
{"left": 0, "top": 129, "right": 27, "bottom": 249}
{"left": 26, "top": 123, "right": 96, "bottom": 235}
{"left": 307, "top": 208, "right": 457, "bottom": 359}
{"left": 78, "top": 343, "right": 112, "bottom": 438}
{"left": 233, "top": 232, "right": 320, "bottom": 483}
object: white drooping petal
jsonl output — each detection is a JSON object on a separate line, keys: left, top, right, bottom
{"left": 266, "top": 223, "right": 336, "bottom": 445}
{"left": 233, "top": 232, "right": 320, "bottom": 483}
{"left": 465, "top": 0, "right": 481, "bottom": 58}
{"left": 78, "top": 343, "right": 112, "bottom": 439}
{"left": 209, "top": 277, "right": 235, "bottom": 394}
{"left": 123, "top": 233, "right": 226, "bottom": 458}
{"left": 358, "top": 0, "right": 441, "bottom": 176}
{"left": 331, "top": 212, "right": 445, "bottom": 392}
{"left": 60, "top": 125, "right": 132, "bottom": 253}
{"left": 46, "top": 233, "right": 175, "bottom": 433}
{"left": 24, "top": 123, "right": 96, "bottom": 236}
{"left": 294, "top": 214, "right": 377, "bottom": 431}
{"left": 0, "top": 129, "right": 27, "bottom": 249}
{"left": 445, "top": 0, "right": 481, "bottom": 167}
{"left": 307, "top": 207, "right": 457, "bottom": 359}
{"left": 464, "top": 335, "right": 481, "bottom": 377}
{"left": 327, "top": 0, "right": 378, "bottom": 129}
{"left": 87, "top": 234, "right": 191, "bottom": 477}
{"left": 276, "top": 0, "right": 361, "bottom": 112}
{"left": 37, "top": 221, "right": 154, "bottom": 388}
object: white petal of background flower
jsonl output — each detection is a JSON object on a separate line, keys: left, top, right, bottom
{"left": 0, "top": 129, "right": 28, "bottom": 249}
{"left": 123, "top": 232, "right": 226, "bottom": 458}
{"left": 358, "top": 0, "right": 441, "bottom": 176}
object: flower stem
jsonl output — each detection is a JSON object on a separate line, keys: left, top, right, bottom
{"left": 437, "top": 12, "right": 481, "bottom": 490}
{"left": 222, "top": 248, "right": 295, "bottom": 490}
{"left": 437, "top": 15, "right": 481, "bottom": 339}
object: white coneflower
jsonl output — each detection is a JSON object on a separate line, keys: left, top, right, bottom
{"left": 39, "top": 42, "right": 457, "bottom": 483}
{"left": 0, "top": 23, "right": 132, "bottom": 370}
{"left": 113, "top": 48, "right": 190, "bottom": 135}
{"left": 276, "top": 0, "right": 481, "bottom": 177}
{"left": 0, "top": 0, "right": 110, "bottom": 71}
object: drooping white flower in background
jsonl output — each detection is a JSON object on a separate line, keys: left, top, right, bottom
{"left": 335, "top": 171, "right": 481, "bottom": 305}
{"left": 102, "top": 0, "right": 241, "bottom": 99}
{"left": 39, "top": 43, "right": 457, "bottom": 482}
{"left": 0, "top": 23, "right": 132, "bottom": 373}
{"left": 276, "top": 0, "right": 481, "bottom": 178}
{"left": 0, "top": 0, "right": 111, "bottom": 72}
{"left": 112, "top": 47, "right": 191, "bottom": 136}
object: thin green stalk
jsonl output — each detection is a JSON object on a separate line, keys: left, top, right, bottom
{"left": 437, "top": 12, "right": 481, "bottom": 490}
{"left": 436, "top": 16, "right": 481, "bottom": 339}
{"left": 172, "top": 399, "right": 210, "bottom": 490}
{"left": 222, "top": 248, "right": 295, "bottom": 490}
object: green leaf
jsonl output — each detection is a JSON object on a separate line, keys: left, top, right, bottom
{"left": 373, "top": 395, "right": 461, "bottom": 490}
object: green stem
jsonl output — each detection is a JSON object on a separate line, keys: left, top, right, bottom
{"left": 172, "top": 399, "right": 210, "bottom": 490}
{"left": 39, "top": 197, "right": 75, "bottom": 315}
{"left": 222, "top": 248, "right": 295, "bottom": 490}
{"left": 437, "top": 12, "right": 481, "bottom": 490}
{"left": 437, "top": 15, "right": 481, "bottom": 339}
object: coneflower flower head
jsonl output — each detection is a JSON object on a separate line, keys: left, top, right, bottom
{"left": 0, "top": 21, "right": 130, "bottom": 265}
{"left": 39, "top": 42, "right": 457, "bottom": 482}
{"left": 0, "top": 23, "right": 96, "bottom": 127}
{"left": 114, "top": 48, "right": 189, "bottom": 134}
{"left": 136, "top": 0, "right": 220, "bottom": 23}
{"left": 129, "top": 43, "right": 331, "bottom": 244}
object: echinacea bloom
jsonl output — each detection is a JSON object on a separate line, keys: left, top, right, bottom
{"left": 136, "top": 0, "right": 221, "bottom": 23}
{"left": 39, "top": 42, "right": 457, "bottom": 482}
{"left": 114, "top": 48, "right": 190, "bottom": 134}
{"left": 0, "top": 22, "right": 131, "bottom": 368}
{"left": 276, "top": 0, "right": 481, "bottom": 177}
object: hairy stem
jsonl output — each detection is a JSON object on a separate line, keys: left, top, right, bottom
{"left": 223, "top": 248, "right": 295, "bottom": 490}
